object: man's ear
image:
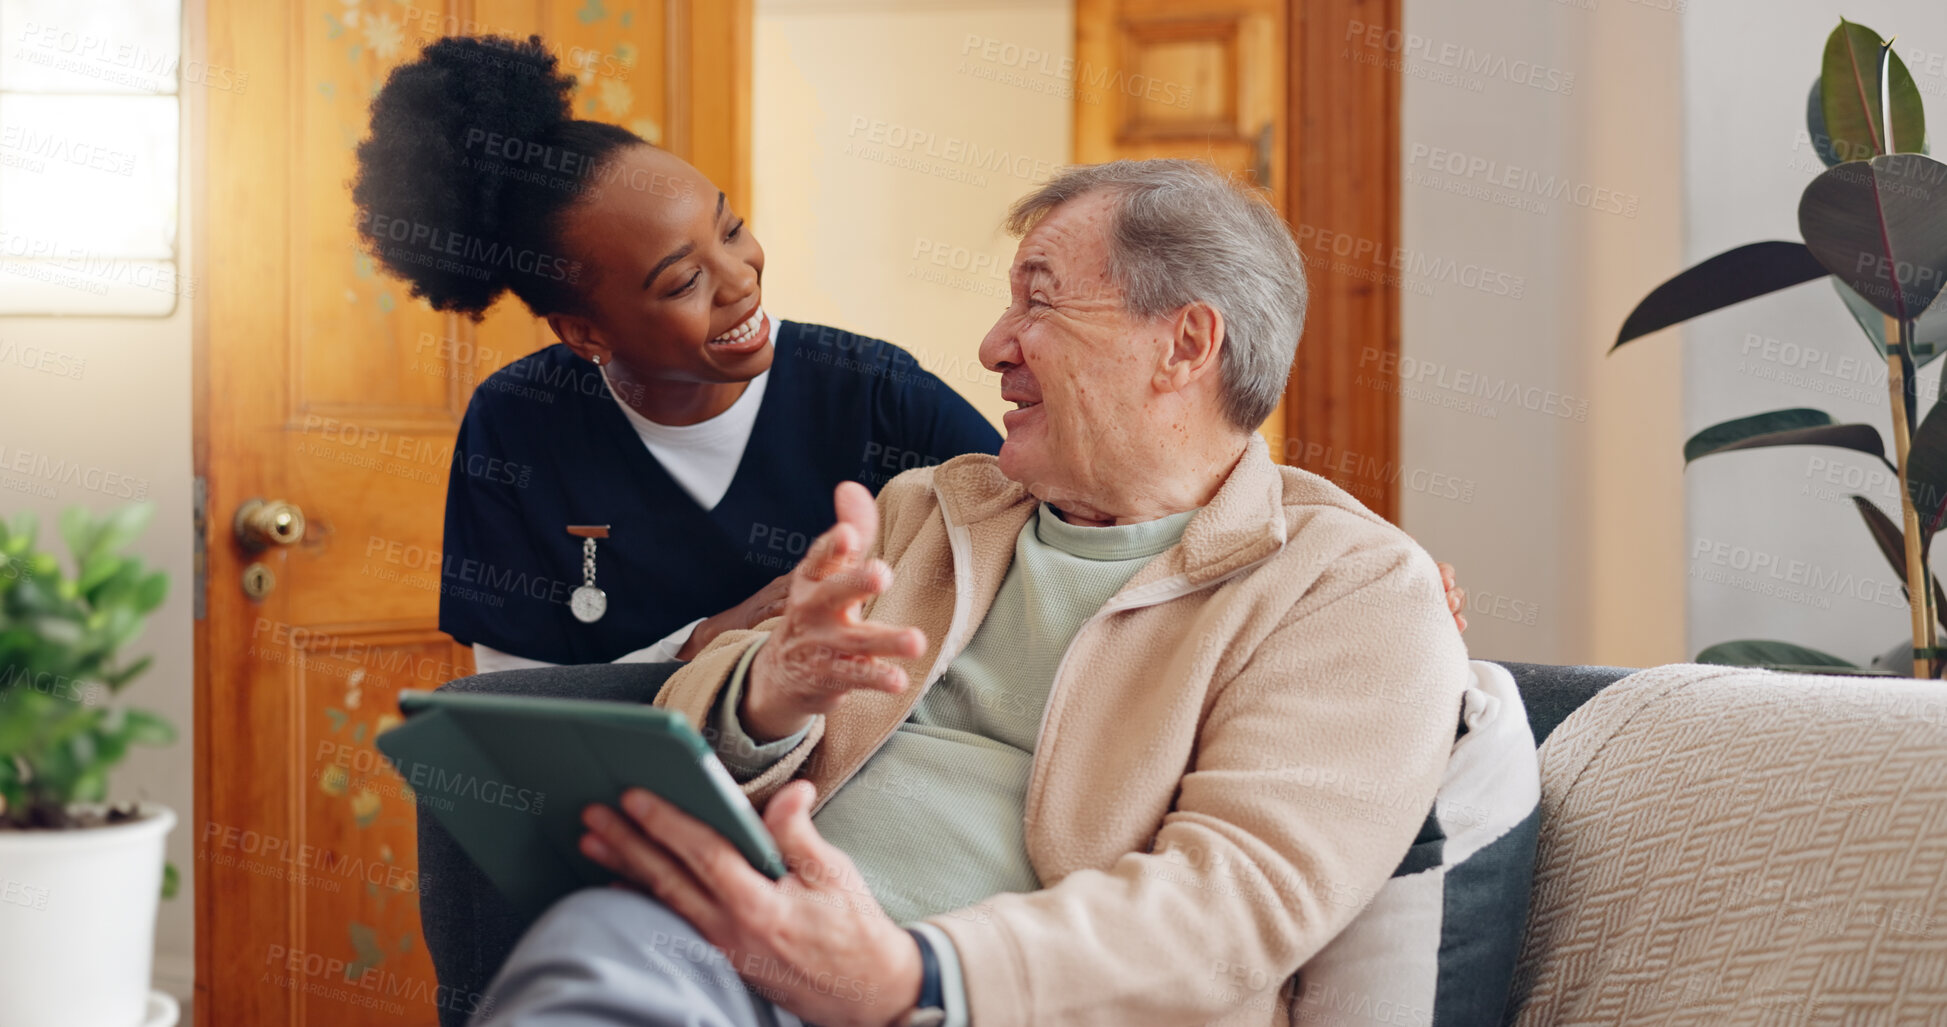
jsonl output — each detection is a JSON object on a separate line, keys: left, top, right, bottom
{"left": 1156, "top": 301, "right": 1224, "bottom": 394}
{"left": 547, "top": 313, "right": 609, "bottom": 366}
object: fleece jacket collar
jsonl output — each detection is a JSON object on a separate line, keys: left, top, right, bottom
{"left": 927, "top": 431, "right": 1289, "bottom": 592}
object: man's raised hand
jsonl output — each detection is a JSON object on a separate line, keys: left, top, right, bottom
{"left": 740, "top": 482, "right": 927, "bottom": 743}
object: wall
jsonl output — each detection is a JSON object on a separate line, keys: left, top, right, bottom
{"left": 1397, "top": 0, "right": 1687, "bottom": 667}
{"left": 1683, "top": 0, "right": 1947, "bottom": 669}
{"left": 752, "top": 0, "right": 1074, "bottom": 432}
{"left": 0, "top": 27, "right": 199, "bottom": 1002}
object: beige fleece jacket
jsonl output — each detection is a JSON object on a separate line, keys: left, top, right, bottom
{"left": 655, "top": 432, "right": 1472, "bottom": 1027}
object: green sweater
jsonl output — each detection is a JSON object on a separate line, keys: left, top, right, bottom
{"left": 712, "top": 502, "right": 1195, "bottom": 1019}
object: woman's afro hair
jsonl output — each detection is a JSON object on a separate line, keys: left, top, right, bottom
{"left": 350, "top": 34, "right": 641, "bottom": 319}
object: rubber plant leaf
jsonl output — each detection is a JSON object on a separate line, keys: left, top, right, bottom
{"left": 1683, "top": 408, "right": 1884, "bottom": 466}
{"left": 1834, "top": 278, "right": 1947, "bottom": 365}
{"left": 1807, "top": 79, "right": 1846, "bottom": 168}
{"left": 1799, "top": 154, "right": 1947, "bottom": 321}
{"left": 1851, "top": 494, "right": 1947, "bottom": 632}
{"left": 1907, "top": 401, "right": 1947, "bottom": 536}
{"left": 1614, "top": 242, "right": 1831, "bottom": 351}
{"left": 1695, "top": 639, "right": 1880, "bottom": 675}
{"left": 1820, "top": 20, "right": 1927, "bottom": 160}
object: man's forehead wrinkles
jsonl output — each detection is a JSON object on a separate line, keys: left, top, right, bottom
{"left": 1011, "top": 253, "right": 1057, "bottom": 282}
{"left": 1009, "top": 197, "right": 1121, "bottom": 301}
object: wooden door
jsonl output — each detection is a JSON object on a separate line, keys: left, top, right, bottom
{"left": 1073, "top": 0, "right": 1400, "bottom": 520}
{"left": 192, "top": 2, "right": 750, "bottom": 1024}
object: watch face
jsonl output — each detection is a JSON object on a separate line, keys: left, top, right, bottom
{"left": 570, "top": 586, "right": 608, "bottom": 624}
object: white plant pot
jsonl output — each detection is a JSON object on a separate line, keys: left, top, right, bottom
{"left": 0, "top": 804, "right": 175, "bottom": 1027}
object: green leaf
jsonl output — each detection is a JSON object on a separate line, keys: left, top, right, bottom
{"left": 93, "top": 726, "right": 128, "bottom": 768}
{"left": 102, "top": 655, "right": 153, "bottom": 690}
{"left": 1683, "top": 408, "right": 1884, "bottom": 466}
{"left": 1696, "top": 638, "right": 1883, "bottom": 673}
{"left": 76, "top": 553, "right": 124, "bottom": 595}
{"left": 1765, "top": 663, "right": 1898, "bottom": 677}
{"left": 100, "top": 605, "right": 145, "bottom": 652}
{"left": 1835, "top": 280, "right": 1947, "bottom": 365}
{"left": 93, "top": 504, "right": 153, "bottom": 562}
{"left": 57, "top": 508, "right": 93, "bottom": 568}
{"left": 120, "top": 709, "right": 175, "bottom": 747}
{"left": 1798, "top": 153, "right": 1947, "bottom": 322}
{"left": 1808, "top": 78, "right": 1846, "bottom": 168}
{"left": 68, "top": 769, "right": 106, "bottom": 804}
{"left": 0, "top": 713, "right": 33, "bottom": 757}
{"left": 131, "top": 571, "right": 168, "bottom": 615}
{"left": 42, "top": 703, "right": 104, "bottom": 748}
{"left": 6, "top": 511, "right": 36, "bottom": 556}
{"left": 1910, "top": 403, "right": 1947, "bottom": 536}
{"left": 1820, "top": 20, "right": 1927, "bottom": 161}
{"left": 1853, "top": 494, "right": 1910, "bottom": 573}
{"left": 161, "top": 862, "right": 179, "bottom": 901}
{"left": 1848, "top": 495, "right": 1947, "bottom": 636}
{"left": 0, "top": 780, "right": 24, "bottom": 826}
{"left": 1614, "top": 242, "right": 1831, "bottom": 350}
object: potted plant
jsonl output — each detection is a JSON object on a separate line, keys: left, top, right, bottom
{"left": 0, "top": 503, "right": 179, "bottom": 1026}
{"left": 1616, "top": 19, "right": 1947, "bottom": 677}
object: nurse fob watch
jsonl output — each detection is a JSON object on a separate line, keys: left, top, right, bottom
{"left": 566, "top": 524, "right": 610, "bottom": 623}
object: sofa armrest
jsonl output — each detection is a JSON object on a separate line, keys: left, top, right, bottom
{"left": 1509, "top": 663, "right": 1947, "bottom": 1025}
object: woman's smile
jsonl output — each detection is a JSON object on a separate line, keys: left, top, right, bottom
{"left": 708, "top": 306, "right": 771, "bottom": 354}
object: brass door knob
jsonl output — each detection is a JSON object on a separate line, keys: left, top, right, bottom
{"left": 233, "top": 498, "right": 306, "bottom": 551}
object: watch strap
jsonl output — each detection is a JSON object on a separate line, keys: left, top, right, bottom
{"left": 901, "top": 926, "right": 946, "bottom": 1026}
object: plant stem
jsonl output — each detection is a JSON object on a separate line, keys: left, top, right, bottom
{"left": 1887, "top": 314, "right": 1934, "bottom": 678}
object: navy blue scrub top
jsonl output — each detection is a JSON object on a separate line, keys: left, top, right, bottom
{"left": 438, "top": 319, "right": 1003, "bottom": 665}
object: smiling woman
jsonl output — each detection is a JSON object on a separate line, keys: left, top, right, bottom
{"left": 348, "top": 34, "right": 1001, "bottom": 672}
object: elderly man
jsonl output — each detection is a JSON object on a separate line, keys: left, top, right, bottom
{"left": 473, "top": 159, "right": 1472, "bottom": 1027}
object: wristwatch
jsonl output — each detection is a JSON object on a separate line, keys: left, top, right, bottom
{"left": 899, "top": 927, "right": 947, "bottom": 1027}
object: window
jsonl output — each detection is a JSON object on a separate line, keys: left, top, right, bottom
{"left": 0, "top": 0, "right": 187, "bottom": 315}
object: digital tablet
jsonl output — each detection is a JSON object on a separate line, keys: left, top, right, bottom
{"left": 377, "top": 690, "right": 788, "bottom": 919}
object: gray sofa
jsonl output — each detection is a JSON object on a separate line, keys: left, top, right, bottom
{"left": 414, "top": 660, "right": 1634, "bottom": 1027}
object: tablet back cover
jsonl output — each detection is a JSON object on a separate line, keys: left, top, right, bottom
{"left": 377, "top": 694, "right": 784, "bottom": 921}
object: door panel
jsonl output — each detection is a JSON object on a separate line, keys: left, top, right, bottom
{"left": 196, "top": 2, "right": 750, "bottom": 1023}
{"left": 1075, "top": 0, "right": 1285, "bottom": 206}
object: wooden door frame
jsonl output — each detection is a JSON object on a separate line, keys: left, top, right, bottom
{"left": 1286, "top": 0, "right": 1400, "bottom": 521}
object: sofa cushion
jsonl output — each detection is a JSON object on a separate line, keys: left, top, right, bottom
{"left": 1292, "top": 660, "right": 1542, "bottom": 1026}
{"left": 1490, "top": 661, "right": 1634, "bottom": 745}
{"left": 1508, "top": 663, "right": 1947, "bottom": 1024}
